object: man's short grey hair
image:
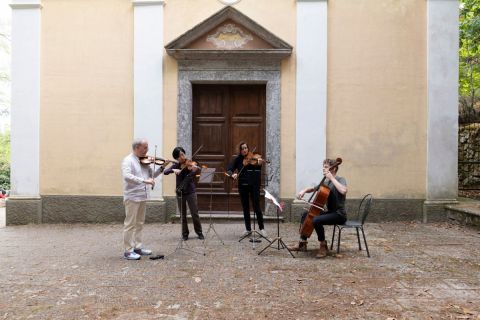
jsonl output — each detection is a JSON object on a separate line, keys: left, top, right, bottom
{"left": 132, "top": 138, "right": 147, "bottom": 150}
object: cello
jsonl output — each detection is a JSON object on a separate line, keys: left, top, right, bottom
{"left": 299, "top": 158, "right": 342, "bottom": 238}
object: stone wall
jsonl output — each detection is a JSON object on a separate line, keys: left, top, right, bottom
{"left": 459, "top": 123, "right": 480, "bottom": 188}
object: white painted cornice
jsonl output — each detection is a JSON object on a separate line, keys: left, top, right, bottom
{"left": 218, "top": 0, "right": 241, "bottom": 4}
{"left": 132, "top": 0, "right": 165, "bottom": 6}
{"left": 9, "top": 3, "right": 42, "bottom": 9}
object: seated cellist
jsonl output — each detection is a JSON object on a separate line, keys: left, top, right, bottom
{"left": 288, "top": 158, "right": 348, "bottom": 258}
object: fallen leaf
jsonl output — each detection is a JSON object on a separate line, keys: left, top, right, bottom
{"left": 463, "top": 308, "right": 474, "bottom": 315}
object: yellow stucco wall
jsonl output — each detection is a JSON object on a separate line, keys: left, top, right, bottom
{"left": 39, "top": 0, "right": 426, "bottom": 200}
{"left": 40, "top": 0, "right": 133, "bottom": 195}
{"left": 327, "top": 0, "right": 427, "bottom": 199}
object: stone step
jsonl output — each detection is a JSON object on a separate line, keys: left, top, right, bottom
{"left": 445, "top": 198, "right": 480, "bottom": 227}
{"left": 172, "top": 213, "right": 285, "bottom": 223}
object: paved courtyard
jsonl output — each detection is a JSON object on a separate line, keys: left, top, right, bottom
{"left": 0, "top": 219, "right": 479, "bottom": 319}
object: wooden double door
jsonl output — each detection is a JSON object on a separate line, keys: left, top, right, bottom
{"left": 192, "top": 84, "right": 266, "bottom": 213}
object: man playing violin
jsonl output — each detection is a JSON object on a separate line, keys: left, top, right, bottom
{"left": 164, "top": 147, "right": 204, "bottom": 241}
{"left": 227, "top": 141, "right": 268, "bottom": 239}
{"left": 121, "top": 139, "right": 169, "bottom": 260}
{"left": 288, "top": 158, "right": 347, "bottom": 258}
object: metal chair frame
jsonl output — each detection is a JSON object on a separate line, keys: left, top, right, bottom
{"left": 330, "top": 194, "right": 373, "bottom": 257}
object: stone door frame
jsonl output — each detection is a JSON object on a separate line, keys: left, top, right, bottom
{"left": 177, "top": 60, "right": 281, "bottom": 201}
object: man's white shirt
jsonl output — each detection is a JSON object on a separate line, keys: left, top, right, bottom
{"left": 122, "top": 153, "right": 163, "bottom": 201}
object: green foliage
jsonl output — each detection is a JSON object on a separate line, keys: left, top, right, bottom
{"left": 0, "top": 31, "right": 9, "bottom": 117}
{"left": 460, "top": 0, "right": 480, "bottom": 120}
{"left": 0, "top": 130, "right": 10, "bottom": 191}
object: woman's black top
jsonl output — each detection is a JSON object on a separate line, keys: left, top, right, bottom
{"left": 227, "top": 154, "right": 262, "bottom": 187}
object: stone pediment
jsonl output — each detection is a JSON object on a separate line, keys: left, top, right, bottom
{"left": 165, "top": 6, "right": 292, "bottom": 60}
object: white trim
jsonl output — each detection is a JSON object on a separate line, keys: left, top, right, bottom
{"left": 9, "top": 3, "right": 42, "bottom": 9}
{"left": 132, "top": 0, "right": 165, "bottom": 6}
{"left": 296, "top": 0, "right": 328, "bottom": 191}
{"left": 426, "top": 0, "right": 459, "bottom": 201}
{"left": 10, "top": 1, "right": 41, "bottom": 197}
{"left": 218, "top": 0, "right": 241, "bottom": 5}
{"left": 133, "top": 1, "right": 165, "bottom": 200}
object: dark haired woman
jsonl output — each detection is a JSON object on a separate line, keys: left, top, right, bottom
{"left": 164, "top": 147, "right": 204, "bottom": 241}
{"left": 227, "top": 142, "right": 267, "bottom": 238}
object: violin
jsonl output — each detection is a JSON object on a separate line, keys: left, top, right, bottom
{"left": 242, "top": 152, "right": 270, "bottom": 166}
{"left": 180, "top": 159, "right": 206, "bottom": 171}
{"left": 140, "top": 156, "right": 177, "bottom": 166}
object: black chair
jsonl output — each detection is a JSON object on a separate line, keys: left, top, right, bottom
{"left": 330, "top": 194, "right": 373, "bottom": 257}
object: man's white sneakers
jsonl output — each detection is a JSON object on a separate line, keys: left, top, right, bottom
{"left": 124, "top": 251, "right": 141, "bottom": 260}
{"left": 134, "top": 248, "right": 152, "bottom": 256}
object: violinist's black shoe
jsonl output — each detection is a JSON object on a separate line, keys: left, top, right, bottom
{"left": 182, "top": 235, "right": 188, "bottom": 241}
{"left": 197, "top": 233, "right": 205, "bottom": 240}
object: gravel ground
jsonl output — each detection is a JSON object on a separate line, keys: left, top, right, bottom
{"left": 0, "top": 221, "right": 479, "bottom": 319}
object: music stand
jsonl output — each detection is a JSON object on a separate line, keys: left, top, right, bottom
{"left": 258, "top": 189, "right": 295, "bottom": 258}
{"left": 199, "top": 167, "right": 224, "bottom": 245}
{"left": 238, "top": 206, "right": 271, "bottom": 249}
{"left": 169, "top": 234, "right": 205, "bottom": 257}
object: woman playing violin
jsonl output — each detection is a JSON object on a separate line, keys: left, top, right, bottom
{"left": 163, "top": 147, "right": 204, "bottom": 241}
{"left": 226, "top": 142, "right": 268, "bottom": 239}
{"left": 287, "top": 158, "right": 347, "bottom": 258}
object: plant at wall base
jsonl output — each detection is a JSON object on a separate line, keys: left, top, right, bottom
{"left": 459, "top": 0, "right": 480, "bottom": 123}
{"left": 0, "top": 130, "right": 10, "bottom": 191}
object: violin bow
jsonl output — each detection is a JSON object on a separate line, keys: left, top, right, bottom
{"left": 178, "top": 144, "right": 204, "bottom": 174}
{"left": 151, "top": 145, "right": 157, "bottom": 190}
{"left": 191, "top": 144, "right": 203, "bottom": 159}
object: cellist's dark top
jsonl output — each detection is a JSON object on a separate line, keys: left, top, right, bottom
{"left": 227, "top": 154, "right": 262, "bottom": 187}
{"left": 315, "top": 176, "right": 347, "bottom": 217}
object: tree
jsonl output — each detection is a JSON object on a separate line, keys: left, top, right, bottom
{"left": 0, "top": 130, "right": 9, "bottom": 191}
{"left": 459, "top": 0, "right": 480, "bottom": 122}
{"left": 0, "top": 31, "right": 9, "bottom": 117}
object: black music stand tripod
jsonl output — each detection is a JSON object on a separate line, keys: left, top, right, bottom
{"left": 238, "top": 204, "right": 271, "bottom": 250}
{"left": 258, "top": 191, "right": 295, "bottom": 258}
{"left": 199, "top": 167, "right": 224, "bottom": 246}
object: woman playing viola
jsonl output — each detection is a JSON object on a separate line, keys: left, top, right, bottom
{"left": 164, "top": 147, "right": 204, "bottom": 241}
{"left": 227, "top": 142, "right": 267, "bottom": 239}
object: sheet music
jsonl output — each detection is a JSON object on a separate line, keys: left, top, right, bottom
{"left": 198, "top": 167, "right": 216, "bottom": 183}
{"left": 263, "top": 189, "right": 282, "bottom": 212}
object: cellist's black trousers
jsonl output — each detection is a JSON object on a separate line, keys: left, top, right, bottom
{"left": 238, "top": 183, "right": 264, "bottom": 231}
{"left": 300, "top": 211, "right": 346, "bottom": 241}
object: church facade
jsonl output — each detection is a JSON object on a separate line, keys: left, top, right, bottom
{"left": 7, "top": 0, "right": 459, "bottom": 224}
